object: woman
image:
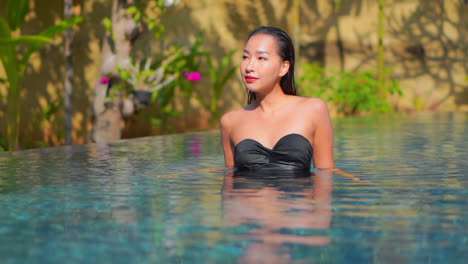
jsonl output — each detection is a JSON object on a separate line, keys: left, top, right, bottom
{"left": 221, "top": 26, "right": 334, "bottom": 173}
{"left": 159, "top": 26, "right": 360, "bottom": 181}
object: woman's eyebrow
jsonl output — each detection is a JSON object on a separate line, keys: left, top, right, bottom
{"left": 256, "top": 50, "right": 270, "bottom": 55}
{"left": 243, "top": 49, "right": 270, "bottom": 55}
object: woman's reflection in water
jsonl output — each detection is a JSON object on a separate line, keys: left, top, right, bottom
{"left": 222, "top": 170, "right": 333, "bottom": 264}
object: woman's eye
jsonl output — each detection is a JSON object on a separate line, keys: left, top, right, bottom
{"left": 242, "top": 55, "right": 248, "bottom": 59}
{"left": 259, "top": 56, "right": 267, "bottom": 60}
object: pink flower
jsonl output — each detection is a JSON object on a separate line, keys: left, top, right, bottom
{"left": 184, "top": 72, "right": 201, "bottom": 82}
{"left": 187, "top": 138, "right": 202, "bottom": 157}
{"left": 191, "top": 147, "right": 201, "bottom": 152}
{"left": 359, "top": 79, "right": 366, "bottom": 84}
{"left": 100, "top": 76, "right": 111, "bottom": 85}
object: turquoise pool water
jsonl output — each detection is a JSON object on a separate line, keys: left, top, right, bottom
{"left": 0, "top": 112, "right": 466, "bottom": 263}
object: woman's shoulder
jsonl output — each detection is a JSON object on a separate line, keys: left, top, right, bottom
{"left": 220, "top": 107, "right": 247, "bottom": 129}
{"left": 294, "top": 96, "right": 330, "bottom": 113}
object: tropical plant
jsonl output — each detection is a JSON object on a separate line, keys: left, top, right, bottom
{"left": 0, "top": 132, "right": 7, "bottom": 151}
{"left": 332, "top": 70, "right": 401, "bottom": 115}
{"left": 116, "top": 55, "right": 179, "bottom": 94}
{"left": 93, "top": 0, "right": 185, "bottom": 142}
{"left": 297, "top": 63, "right": 402, "bottom": 116}
{"left": 297, "top": 62, "right": 333, "bottom": 99}
{"left": 125, "top": 37, "right": 204, "bottom": 102}
{"left": 162, "top": 34, "right": 206, "bottom": 99}
{"left": 0, "top": 0, "right": 82, "bottom": 150}
{"left": 147, "top": 36, "right": 206, "bottom": 133}
{"left": 196, "top": 50, "right": 237, "bottom": 125}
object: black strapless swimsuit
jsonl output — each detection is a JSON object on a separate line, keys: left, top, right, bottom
{"left": 234, "top": 133, "right": 313, "bottom": 174}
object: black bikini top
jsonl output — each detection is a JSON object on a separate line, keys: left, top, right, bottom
{"left": 234, "top": 133, "right": 313, "bottom": 174}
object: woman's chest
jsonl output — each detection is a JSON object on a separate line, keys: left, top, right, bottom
{"left": 231, "top": 111, "right": 315, "bottom": 147}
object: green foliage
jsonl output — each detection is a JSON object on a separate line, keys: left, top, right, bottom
{"left": 0, "top": 14, "right": 82, "bottom": 80}
{"left": 126, "top": 7, "right": 142, "bottom": 23}
{"left": 40, "top": 16, "right": 83, "bottom": 38}
{"left": 154, "top": 34, "right": 206, "bottom": 106}
{"left": 165, "top": 34, "right": 206, "bottom": 97}
{"left": 0, "top": 72, "right": 7, "bottom": 101}
{"left": 43, "top": 98, "right": 62, "bottom": 122}
{"left": 104, "top": 0, "right": 171, "bottom": 41}
{"left": 102, "top": 17, "right": 113, "bottom": 40}
{"left": 297, "top": 63, "right": 402, "bottom": 116}
{"left": 334, "top": 0, "right": 342, "bottom": 12}
{"left": 116, "top": 54, "right": 178, "bottom": 94}
{"left": 297, "top": 62, "right": 333, "bottom": 99}
{"left": 0, "top": 35, "right": 51, "bottom": 45}
{"left": 129, "top": 1, "right": 171, "bottom": 40}
{"left": 0, "top": 18, "right": 18, "bottom": 89}
{"left": 19, "top": 16, "right": 83, "bottom": 68}
{"left": 150, "top": 37, "right": 206, "bottom": 131}
{"left": 333, "top": 70, "right": 400, "bottom": 115}
{"left": 6, "top": 0, "right": 29, "bottom": 31}
{"left": 150, "top": 33, "right": 236, "bottom": 128}
{"left": 150, "top": 108, "right": 181, "bottom": 133}
{"left": 116, "top": 35, "right": 205, "bottom": 108}
{"left": 114, "top": 34, "right": 205, "bottom": 133}
{"left": 0, "top": 131, "right": 7, "bottom": 151}
{"left": 0, "top": 0, "right": 82, "bottom": 150}
{"left": 412, "top": 96, "right": 424, "bottom": 111}
{"left": 197, "top": 50, "right": 237, "bottom": 125}
{"left": 0, "top": 76, "right": 6, "bottom": 99}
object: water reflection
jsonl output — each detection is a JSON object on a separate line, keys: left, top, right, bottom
{"left": 222, "top": 171, "right": 333, "bottom": 263}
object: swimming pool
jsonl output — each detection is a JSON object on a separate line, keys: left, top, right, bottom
{"left": 0, "top": 112, "right": 466, "bottom": 263}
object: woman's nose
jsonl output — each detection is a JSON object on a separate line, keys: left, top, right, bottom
{"left": 245, "top": 59, "right": 255, "bottom": 72}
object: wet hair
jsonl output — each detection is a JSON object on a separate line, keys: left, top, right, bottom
{"left": 245, "top": 26, "right": 296, "bottom": 104}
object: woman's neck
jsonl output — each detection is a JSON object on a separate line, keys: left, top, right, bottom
{"left": 254, "top": 86, "right": 292, "bottom": 114}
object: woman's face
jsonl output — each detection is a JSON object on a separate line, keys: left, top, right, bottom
{"left": 240, "top": 34, "right": 290, "bottom": 95}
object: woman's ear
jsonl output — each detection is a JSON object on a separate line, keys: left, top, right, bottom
{"left": 279, "top": 60, "right": 290, "bottom": 77}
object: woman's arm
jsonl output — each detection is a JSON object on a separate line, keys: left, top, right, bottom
{"left": 311, "top": 99, "right": 335, "bottom": 169}
{"left": 220, "top": 112, "right": 235, "bottom": 168}
{"left": 156, "top": 167, "right": 231, "bottom": 178}
{"left": 309, "top": 99, "right": 367, "bottom": 182}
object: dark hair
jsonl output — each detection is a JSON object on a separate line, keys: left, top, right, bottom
{"left": 246, "top": 26, "right": 296, "bottom": 104}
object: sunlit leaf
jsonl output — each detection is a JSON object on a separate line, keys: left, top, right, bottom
{"left": 0, "top": 17, "right": 12, "bottom": 43}
{"left": 157, "top": 0, "right": 165, "bottom": 8}
{"left": 0, "top": 17, "right": 19, "bottom": 85}
{"left": 40, "top": 16, "right": 83, "bottom": 38}
{"left": 21, "top": 16, "right": 83, "bottom": 67}
{"left": 0, "top": 35, "right": 51, "bottom": 45}
{"left": 7, "top": 0, "right": 29, "bottom": 31}
{"left": 221, "top": 50, "right": 236, "bottom": 69}
{"left": 126, "top": 6, "right": 138, "bottom": 14}
{"left": 217, "top": 66, "right": 237, "bottom": 96}
{"left": 102, "top": 17, "right": 113, "bottom": 33}
{"left": 43, "top": 98, "right": 62, "bottom": 121}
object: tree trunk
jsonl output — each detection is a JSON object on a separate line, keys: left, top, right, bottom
{"left": 377, "top": 0, "right": 385, "bottom": 93}
{"left": 291, "top": 0, "right": 300, "bottom": 65}
{"left": 333, "top": 0, "right": 345, "bottom": 72}
{"left": 92, "top": 0, "right": 135, "bottom": 143}
{"left": 64, "top": 0, "right": 74, "bottom": 145}
{"left": 6, "top": 75, "right": 21, "bottom": 151}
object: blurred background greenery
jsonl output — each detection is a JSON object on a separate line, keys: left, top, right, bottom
{"left": 0, "top": 0, "right": 467, "bottom": 151}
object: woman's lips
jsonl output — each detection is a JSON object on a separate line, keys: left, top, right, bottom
{"left": 245, "top": 76, "right": 258, "bottom": 83}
